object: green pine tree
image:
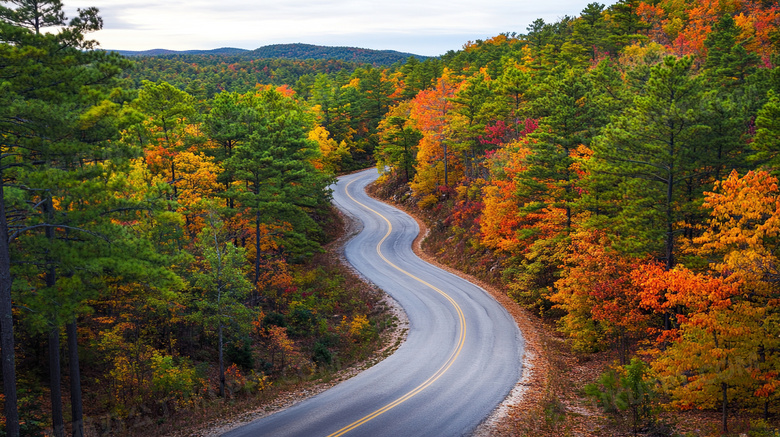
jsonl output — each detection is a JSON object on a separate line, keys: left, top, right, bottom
{"left": 1, "top": 4, "right": 131, "bottom": 433}
{"left": 225, "top": 88, "right": 331, "bottom": 287}
{"left": 588, "top": 56, "right": 709, "bottom": 272}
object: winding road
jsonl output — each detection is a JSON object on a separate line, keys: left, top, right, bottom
{"left": 224, "top": 168, "right": 524, "bottom": 437}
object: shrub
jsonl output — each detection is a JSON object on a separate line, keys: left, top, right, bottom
{"left": 584, "top": 358, "right": 658, "bottom": 434}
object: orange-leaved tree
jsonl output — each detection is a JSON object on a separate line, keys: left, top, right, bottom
{"left": 693, "top": 170, "right": 780, "bottom": 419}
{"left": 637, "top": 170, "right": 780, "bottom": 430}
{"left": 633, "top": 262, "right": 747, "bottom": 433}
{"left": 480, "top": 142, "right": 532, "bottom": 254}
{"left": 553, "top": 226, "right": 650, "bottom": 362}
{"left": 408, "top": 69, "right": 462, "bottom": 206}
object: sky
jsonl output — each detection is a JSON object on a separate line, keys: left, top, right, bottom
{"left": 63, "top": 0, "right": 614, "bottom": 57}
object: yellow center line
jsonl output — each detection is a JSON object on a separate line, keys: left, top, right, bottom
{"left": 326, "top": 175, "right": 467, "bottom": 437}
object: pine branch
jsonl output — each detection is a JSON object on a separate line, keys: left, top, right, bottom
{"left": 8, "top": 223, "right": 108, "bottom": 243}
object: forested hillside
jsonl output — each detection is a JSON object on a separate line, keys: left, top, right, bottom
{"left": 3, "top": 0, "right": 780, "bottom": 435}
{"left": 0, "top": 2, "right": 401, "bottom": 436}
{"left": 370, "top": 0, "right": 780, "bottom": 435}
{"left": 116, "top": 43, "right": 427, "bottom": 65}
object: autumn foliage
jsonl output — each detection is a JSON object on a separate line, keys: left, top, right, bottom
{"left": 367, "top": 0, "right": 780, "bottom": 432}
{"left": 5, "top": 0, "right": 780, "bottom": 434}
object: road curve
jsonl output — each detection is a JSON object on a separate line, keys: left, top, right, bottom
{"left": 224, "top": 168, "right": 523, "bottom": 437}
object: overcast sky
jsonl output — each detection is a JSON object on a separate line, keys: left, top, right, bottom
{"left": 62, "top": 0, "right": 615, "bottom": 56}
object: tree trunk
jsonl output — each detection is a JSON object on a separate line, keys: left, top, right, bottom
{"left": 765, "top": 399, "right": 769, "bottom": 421}
{"left": 0, "top": 167, "right": 21, "bottom": 437}
{"left": 49, "top": 328, "right": 65, "bottom": 437}
{"left": 443, "top": 141, "right": 448, "bottom": 188}
{"left": 171, "top": 160, "right": 178, "bottom": 199}
{"left": 218, "top": 323, "right": 225, "bottom": 398}
{"left": 665, "top": 171, "right": 675, "bottom": 271}
{"left": 255, "top": 209, "right": 261, "bottom": 288}
{"left": 722, "top": 382, "right": 728, "bottom": 434}
{"left": 45, "top": 198, "right": 65, "bottom": 436}
{"left": 403, "top": 140, "right": 410, "bottom": 182}
{"left": 67, "top": 321, "right": 84, "bottom": 437}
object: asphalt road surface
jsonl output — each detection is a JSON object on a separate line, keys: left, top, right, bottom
{"left": 224, "top": 168, "right": 523, "bottom": 437}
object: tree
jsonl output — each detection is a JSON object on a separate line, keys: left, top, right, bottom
{"left": 356, "top": 66, "right": 394, "bottom": 133}
{"left": 0, "top": 0, "right": 65, "bottom": 34}
{"left": 585, "top": 358, "right": 657, "bottom": 434}
{"left": 552, "top": 227, "right": 649, "bottom": 360}
{"left": 494, "top": 60, "right": 531, "bottom": 138}
{"left": 634, "top": 171, "right": 780, "bottom": 430}
{"left": 607, "top": 0, "right": 650, "bottom": 51}
{"left": 191, "top": 210, "right": 253, "bottom": 398}
{"left": 703, "top": 14, "right": 760, "bottom": 88}
{"left": 375, "top": 103, "right": 421, "bottom": 182}
{"left": 1, "top": 3, "right": 130, "bottom": 434}
{"left": 571, "top": 3, "right": 609, "bottom": 60}
{"left": 752, "top": 90, "right": 780, "bottom": 175}
{"left": 309, "top": 124, "right": 351, "bottom": 174}
{"left": 693, "top": 170, "right": 780, "bottom": 420}
{"left": 133, "top": 80, "right": 200, "bottom": 200}
{"left": 634, "top": 262, "right": 748, "bottom": 433}
{"left": 449, "top": 68, "right": 495, "bottom": 180}
{"left": 408, "top": 69, "right": 460, "bottom": 200}
{"left": 586, "top": 56, "right": 716, "bottom": 338}
{"left": 526, "top": 66, "right": 596, "bottom": 230}
{"left": 204, "top": 91, "right": 257, "bottom": 209}
{"left": 588, "top": 56, "right": 709, "bottom": 270}
{"left": 480, "top": 142, "right": 533, "bottom": 255}
{"left": 224, "top": 88, "right": 331, "bottom": 288}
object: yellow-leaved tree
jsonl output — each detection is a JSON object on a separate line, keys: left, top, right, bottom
{"left": 638, "top": 170, "right": 780, "bottom": 432}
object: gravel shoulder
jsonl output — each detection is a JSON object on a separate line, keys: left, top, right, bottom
{"left": 374, "top": 194, "right": 547, "bottom": 437}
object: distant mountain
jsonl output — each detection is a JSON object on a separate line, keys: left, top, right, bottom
{"left": 248, "top": 43, "right": 427, "bottom": 64}
{"left": 113, "top": 47, "right": 250, "bottom": 57}
{"left": 111, "top": 43, "right": 429, "bottom": 65}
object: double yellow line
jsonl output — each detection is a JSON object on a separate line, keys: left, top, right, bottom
{"left": 327, "top": 176, "right": 467, "bottom": 437}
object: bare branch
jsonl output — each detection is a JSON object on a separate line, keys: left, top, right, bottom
{"left": 8, "top": 224, "right": 108, "bottom": 243}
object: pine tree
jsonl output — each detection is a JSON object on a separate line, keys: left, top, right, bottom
{"left": 752, "top": 90, "right": 780, "bottom": 175}
{"left": 191, "top": 210, "right": 253, "bottom": 398}
{"left": 225, "top": 88, "right": 331, "bottom": 288}
{"left": 703, "top": 14, "right": 760, "bottom": 89}
{"left": 0, "top": 0, "right": 65, "bottom": 34}
{"left": 376, "top": 104, "right": 422, "bottom": 182}
{"left": 450, "top": 69, "right": 495, "bottom": 180}
{"left": 588, "top": 56, "right": 710, "bottom": 272}
{"left": 204, "top": 91, "right": 258, "bottom": 208}
{"left": 571, "top": 2, "right": 609, "bottom": 60}
{"left": 1, "top": 9, "right": 132, "bottom": 437}
{"left": 133, "top": 80, "right": 200, "bottom": 200}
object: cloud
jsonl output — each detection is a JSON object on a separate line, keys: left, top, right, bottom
{"left": 62, "top": 0, "right": 615, "bottom": 55}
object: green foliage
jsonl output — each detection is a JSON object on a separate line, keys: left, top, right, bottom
{"left": 752, "top": 90, "right": 780, "bottom": 175}
{"left": 225, "top": 88, "right": 332, "bottom": 262}
{"left": 226, "top": 337, "right": 255, "bottom": 369}
{"left": 123, "top": 56, "right": 362, "bottom": 93}
{"left": 703, "top": 14, "right": 760, "bottom": 87}
{"left": 587, "top": 56, "right": 711, "bottom": 266}
{"left": 263, "top": 312, "right": 288, "bottom": 328}
{"left": 312, "top": 340, "right": 334, "bottom": 368}
{"left": 748, "top": 419, "right": 780, "bottom": 437}
{"left": 376, "top": 114, "right": 422, "bottom": 181}
{"left": 585, "top": 358, "right": 657, "bottom": 434}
